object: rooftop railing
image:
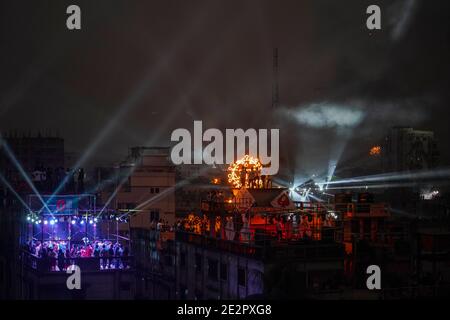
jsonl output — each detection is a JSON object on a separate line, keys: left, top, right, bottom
{"left": 175, "top": 230, "right": 343, "bottom": 261}
{"left": 21, "top": 250, "right": 134, "bottom": 274}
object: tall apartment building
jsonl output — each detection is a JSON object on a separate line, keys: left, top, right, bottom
{"left": 175, "top": 163, "right": 227, "bottom": 218}
{"left": 100, "top": 147, "right": 176, "bottom": 230}
{"left": 0, "top": 132, "right": 65, "bottom": 194}
{"left": 133, "top": 187, "right": 344, "bottom": 300}
{"left": 383, "top": 127, "right": 439, "bottom": 172}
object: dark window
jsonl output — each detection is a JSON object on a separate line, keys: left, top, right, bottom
{"left": 195, "top": 254, "right": 202, "bottom": 273}
{"left": 120, "top": 282, "right": 131, "bottom": 291}
{"left": 150, "top": 187, "right": 160, "bottom": 194}
{"left": 123, "top": 177, "right": 131, "bottom": 192}
{"left": 220, "top": 263, "right": 227, "bottom": 281}
{"left": 238, "top": 267, "right": 246, "bottom": 287}
{"left": 363, "top": 219, "right": 372, "bottom": 238}
{"left": 208, "top": 259, "right": 218, "bottom": 281}
{"left": 164, "top": 255, "right": 172, "bottom": 266}
{"left": 180, "top": 286, "right": 187, "bottom": 300}
{"left": 195, "top": 290, "right": 203, "bottom": 300}
{"left": 180, "top": 252, "right": 186, "bottom": 268}
{"left": 118, "top": 203, "right": 135, "bottom": 210}
{"left": 150, "top": 210, "right": 159, "bottom": 222}
{"left": 351, "top": 220, "right": 359, "bottom": 234}
{"left": 0, "top": 261, "right": 4, "bottom": 283}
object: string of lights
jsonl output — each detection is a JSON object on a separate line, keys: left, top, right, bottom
{"left": 227, "top": 155, "right": 263, "bottom": 189}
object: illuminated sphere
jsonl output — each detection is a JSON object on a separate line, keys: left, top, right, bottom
{"left": 227, "top": 155, "right": 263, "bottom": 189}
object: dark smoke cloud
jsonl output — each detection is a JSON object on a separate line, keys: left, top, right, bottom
{"left": 0, "top": 0, "right": 449, "bottom": 176}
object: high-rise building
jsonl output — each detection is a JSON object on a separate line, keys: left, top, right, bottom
{"left": 383, "top": 127, "right": 439, "bottom": 172}
{"left": 100, "top": 147, "right": 176, "bottom": 231}
{"left": 0, "top": 132, "right": 65, "bottom": 193}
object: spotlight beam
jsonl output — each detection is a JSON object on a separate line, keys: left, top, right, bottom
{"left": 134, "top": 183, "right": 182, "bottom": 212}
{"left": 327, "top": 168, "right": 450, "bottom": 186}
{"left": 68, "top": 170, "right": 125, "bottom": 206}
{"left": 141, "top": 11, "right": 244, "bottom": 148}
{"left": 0, "top": 172, "right": 32, "bottom": 211}
{"left": 0, "top": 137, "right": 51, "bottom": 214}
{"left": 308, "top": 194, "right": 325, "bottom": 203}
{"left": 134, "top": 166, "right": 211, "bottom": 212}
{"left": 46, "top": 2, "right": 219, "bottom": 204}
{"left": 97, "top": 166, "right": 136, "bottom": 217}
{"left": 325, "top": 180, "right": 444, "bottom": 190}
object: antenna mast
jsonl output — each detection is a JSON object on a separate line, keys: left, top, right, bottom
{"left": 272, "top": 48, "right": 279, "bottom": 109}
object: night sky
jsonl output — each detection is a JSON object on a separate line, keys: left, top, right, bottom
{"left": 1, "top": 0, "right": 449, "bottom": 180}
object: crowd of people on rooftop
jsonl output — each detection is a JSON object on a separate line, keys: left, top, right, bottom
{"left": 24, "top": 239, "right": 130, "bottom": 271}
{"left": 174, "top": 211, "right": 337, "bottom": 242}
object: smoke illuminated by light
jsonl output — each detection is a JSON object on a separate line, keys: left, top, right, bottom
{"left": 97, "top": 165, "right": 135, "bottom": 217}
{"left": 327, "top": 168, "right": 450, "bottom": 186}
{"left": 45, "top": 2, "right": 218, "bottom": 206}
{"left": 292, "top": 103, "right": 364, "bottom": 129}
{"left": 0, "top": 172, "right": 32, "bottom": 211}
{"left": 390, "top": 0, "right": 418, "bottom": 41}
{"left": 0, "top": 137, "right": 51, "bottom": 215}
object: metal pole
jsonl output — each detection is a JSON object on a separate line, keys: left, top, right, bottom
{"left": 93, "top": 195, "right": 96, "bottom": 241}
{"left": 69, "top": 216, "right": 71, "bottom": 249}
